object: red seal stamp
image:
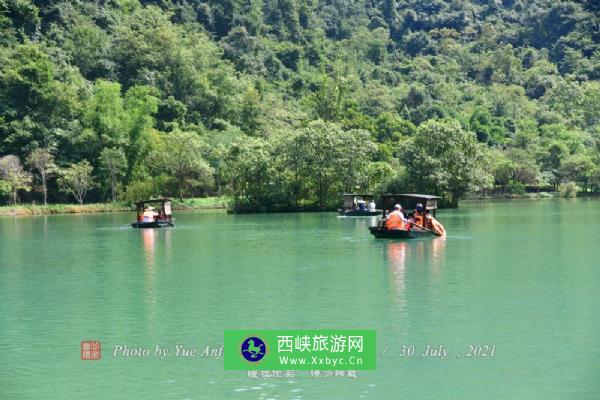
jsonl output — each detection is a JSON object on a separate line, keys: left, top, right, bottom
{"left": 81, "top": 340, "right": 101, "bottom": 360}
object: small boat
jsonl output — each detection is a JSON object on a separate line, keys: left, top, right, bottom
{"left": 369, "top": 225, "right": 432, "bottom": 239}
{"left": 338, "top": 194, "right": 381, "bottom": 216}
{"left": 369, "top": 194, "right": 445, "bottom": 239}
{"left": 131, "top": 198, "right": 174, "bottom": 228}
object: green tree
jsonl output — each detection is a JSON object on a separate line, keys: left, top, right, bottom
{"left": 292, "top": 120, "right": 365, "bottom": 209}
{"left": 402, "top": 119, "right": 487, "bottom": 206}
{"left": 307, "top": 68, "right": 352, "bottom": 122}
{"left": 59, "top": 161, "right": 94, "bottom": 204}
{"left": 539, "top": 141, "right": 569, "bottom": 189}
{"left": 99, "top": 148, "right": 128, "bottom": 202}
{"left": 207, "top": 143, "right": 229, "bottom": 195}
{"left": 123, "top": 85, "right": 159, "bottom": 181}
{"left": 0, "top": 154, "right": 31, "bottom": 204}
{"left": 238, "top": 85, "right": 263, "bottom": 135}
{"left": 79, "top": 80, "right": 126, "bottom": 160}
{"left": 338, "top": 129, "right": 377, "bottom": 193}
{"left": 225, "top": 137, "right": 282, "bottom": 211}
{"left": 2, "top": 0, "right": 40, "bottom": 40}
{"left": 159, "top": 131, "right": 213, "bottom": 201}
{"left": 558, "top": 154, "right": 595, "bottom": 192}
{"left": 27, "top": 148, "right": 56, "bottom": 205}
{"left": 0, "top": 43, "right": 62, "bottom": 157}
{"left": 358, "top": 161, "right": 394, "bottom": 193}
{"left": 374, "top": 113, "right": 416, "bottom": 143}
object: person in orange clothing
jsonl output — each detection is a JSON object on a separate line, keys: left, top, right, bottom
{"left": 413, "top": 203, "right": 425, "bottom": 227}
{"left": 386, "top": 204, "right": 409, "bottom": 230}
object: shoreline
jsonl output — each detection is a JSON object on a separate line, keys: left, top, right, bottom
{"left": 4, "top": 193, "right": 597, "bottom": 217}
{"left": 0, "top": 197, "right": 229, "bottom": 217}
{"left": 470, "top": 191, "right": 600, "bottom": 200}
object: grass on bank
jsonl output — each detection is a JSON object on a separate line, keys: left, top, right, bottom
{"left": 0, "top": 196, "right": 229, "bottom": 217}
{"left": 171, "top": 196, "right": 229, "bottom": 209}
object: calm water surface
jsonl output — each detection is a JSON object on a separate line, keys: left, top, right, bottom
{"left": 1, "top": 199, "right": 599, "bottom": 399}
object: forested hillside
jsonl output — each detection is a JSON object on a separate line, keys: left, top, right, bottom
{"left": 1, "top": 0, "right": 599, "bottom": 210}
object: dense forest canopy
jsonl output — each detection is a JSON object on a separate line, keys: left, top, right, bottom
{"left": 1, "top": 0, "right": 599, "bottom": 209}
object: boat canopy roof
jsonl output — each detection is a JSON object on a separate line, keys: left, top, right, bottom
{"left": 342, "top": 193, "right": 374, "bottom": 208}
{"left": 382, "top": 194, "right": 441, "bottom": 200}
{"left": 135, "top": 198, "right": 172, "bottom": 207}
{"left": 381, "top": 194, "right": 441, "bottom": 210}
{"left": 134, "top": 198, "right": 173, "bottom": 216}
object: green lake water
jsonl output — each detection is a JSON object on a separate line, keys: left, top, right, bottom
{"left": 1, "top": 199, "right": 599, "bottom": 399}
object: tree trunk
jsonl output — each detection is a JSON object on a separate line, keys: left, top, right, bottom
{"left": 178, "top": 177, "right": 184, "bottom": 201}
{"left": 111, "top": 175, "right": 117, "bottom": 202}
{"left": 449, "top": 192, "right": 461, "bottom": 208}
{"left": 42, "top": 175, "right": 47, "bottom": 205}
{"left": 319, "top": 181, "right": 325, "bottom": 210}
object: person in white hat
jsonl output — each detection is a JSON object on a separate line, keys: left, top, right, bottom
{"left": 142, "top": 206, "right": 156, "bottom": 222}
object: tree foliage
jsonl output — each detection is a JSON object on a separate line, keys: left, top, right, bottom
{"left": 403, "top": 120, "right": 489, "bottom": 206}
{"left": 0, "top": 0, "right": 599, "bottom": 206}
{"left": 59, "top": 160, "right": 94, "bottom": 204}
{"left": 99, "top": 147, "right": 127, "bottom": 202}
{"left": 27, "top": 147, "right": 56, "bottom": 205}
{"left": 0, "top": 154, "right": 31, "bottom": 204}
{"left": 157, "top": 130, "right": 213, "bottom": 200}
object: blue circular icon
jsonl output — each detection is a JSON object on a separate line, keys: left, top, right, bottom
{"left": 241, "top": 336, "right": 266, "bottom": 362}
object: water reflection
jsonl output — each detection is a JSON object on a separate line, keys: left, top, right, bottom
{"left": 385, "top": 237, "right": 447, "bottom": 311}
{"left": 142, "top": 228, "right": 156, "bottom": 266}
{"left": 386, "top": 241, "right": 409, "bottom": 313}
{"left": 141, "top": 229, "right": 157, "bottom": 318}
{"left": 42, "top": 215, "right": 49, "bottom": 240}
{"left": 429, "top": 236, "right": 446, "bottom": 278}
{"left": 164, "top": 228, "right": 172, "bottom": 267}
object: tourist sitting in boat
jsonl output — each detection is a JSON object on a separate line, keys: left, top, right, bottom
{"left": 386, "top": 204, "right": 410, "bottom": 230}
{"left": 378, "top": 209, "right": 389, "bottom": 227}
{"left": 368, "top": 199, "right": 376, "bottom": 212}
{"left": 413, "top": 203, "right": 425, "bottom": 227}
{"left": 357, "top": 199, "right": 366, "bottom": 211}
{"left": 142, "top": 207, "right": 156, "bottom": 223}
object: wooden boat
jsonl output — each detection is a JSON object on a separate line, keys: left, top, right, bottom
{"left": 369, "top": 225, "right": 432, "bottom": 239}
{"left": 338, "top": 194, "right": 381, "bottom": 216}
{"left": 342, "top": 208, "right": 381, "bottom": 216}
{"left": 369, "top": 194, "right": 445, "bottom": 239}
{"left": 131, "top": 198, "right": 174, "bottom": 228}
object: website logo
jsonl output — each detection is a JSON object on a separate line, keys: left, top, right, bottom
{"left": 241, "top": 336, "right": 266, "bottom": 362}
{"left": 225, "top": 330, "right": 376, "bottom": 370}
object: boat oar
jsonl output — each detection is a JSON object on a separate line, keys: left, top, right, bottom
{"left": 413, "top": 223, "right": 442, "bottom": 236}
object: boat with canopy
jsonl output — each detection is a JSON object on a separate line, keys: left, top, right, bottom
{"left": 338, "top": 193, "right": 381, "bottom": 216}
{"left": 369, "top": 194, "right": 445, "bottom": 238}
{"left": 131, "top": 198, "right": 174, "bottom": 228}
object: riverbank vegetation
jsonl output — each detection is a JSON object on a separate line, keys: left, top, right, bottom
{"left": 1, "top": 1, "right": 599, "bottom": 211}
{"left": 0, "top": 196, "right": 228, "bottom": 217}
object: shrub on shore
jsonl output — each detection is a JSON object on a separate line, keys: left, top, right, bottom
{"left": 559, "top": 182, "right": 580, "bottom": 198}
